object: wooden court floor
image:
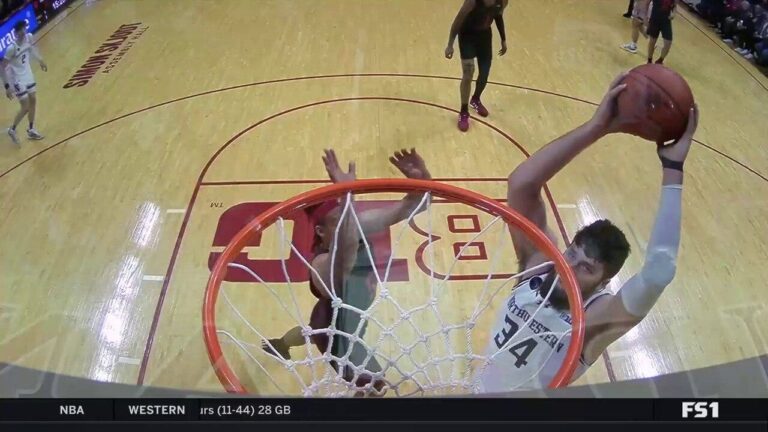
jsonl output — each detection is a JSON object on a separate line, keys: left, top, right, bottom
{"left": 1, "top": 0, "right": 767, "bottom": 395}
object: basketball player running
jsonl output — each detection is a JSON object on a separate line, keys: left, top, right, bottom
{"left": 445, "top": 0, "right": 508, "bottom": 132}
{"left": 621, "top": 0, "right": 652, "bottom": 54}
{"left": 646, "top": 0, "right": 676, "bottom": 64}
{"left": 1, "top": 21, "right": 47, "bottom": 146}
{"left": 262, "top": 148, "right": 432, "bottom": 395}
{"left": 475, "top": 73, "right": 698, "bottom": 392}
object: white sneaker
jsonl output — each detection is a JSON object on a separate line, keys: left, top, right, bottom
{"left": 7, "top": 127, "right": 19, "bottom": 146}
{"left": 27, "top": 128, "right": 44, "bottom": 140}
{"left": 621, "top": 42, "right": 638, "bottom": 53}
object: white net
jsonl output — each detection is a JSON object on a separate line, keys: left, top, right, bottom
{"left": 212, "top": 190, "right": 574, "bottom": 396}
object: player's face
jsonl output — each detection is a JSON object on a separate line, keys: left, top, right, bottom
{"left": 563, "top": 243, "right": 607, "bottom": 296}
{"left": 14, "top": 26, "right": 26, "bottom": 38}
{"left": 315, "top": 206, "right": 343, "bottom": 250}
{"left": 539, "top": 244, "right": 607, "bottom": 310}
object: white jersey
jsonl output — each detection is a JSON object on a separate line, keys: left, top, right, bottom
{"left": 4, "top": 33, "right": 35, "bottom": 84}
{"left": 474, "top": 272, "right": 606, "bottom": 393}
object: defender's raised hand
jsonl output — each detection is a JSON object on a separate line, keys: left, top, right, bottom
{"left": 389, "top": 148, "right": 431, "bottom": 180}
{"left": 322, "top": 149, "right": 356, "bottom": 183}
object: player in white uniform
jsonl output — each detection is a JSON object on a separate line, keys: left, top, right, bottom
{"left": 621, "top": 0, "right": 651, "bottom": 54}
{"left": 475, "top": 73, "right": 699, "bottom": 392}
{"left": 1, "top": 21, "right": 47, "bottom": 145}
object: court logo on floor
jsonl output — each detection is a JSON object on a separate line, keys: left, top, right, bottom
{"left": 209, "top": 200, "right": 518, "bottom": 284}
{"left": 63, "top": 23, "right": 149, "bottom": 89}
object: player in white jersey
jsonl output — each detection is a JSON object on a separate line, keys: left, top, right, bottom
{"left": 475, "top": 73, "right": 699, "bottom": 392}
{"left": 1, "top": 21, "right": 47, "bottom": 146}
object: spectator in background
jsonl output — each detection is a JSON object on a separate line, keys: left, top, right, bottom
{"left": 1, "top": 0, "right": 24, "bottom": 20}
{"left": 734, "top": 3, "right": 757, "bottom": 54}
{"left": 720, "top": 0, "right": 747, "bottom": 41}
{"left": 686, "top": 0, "right": 768, "bottom": 66}
{"left": 751, "top": 8, "right": 768, "bottom": 63}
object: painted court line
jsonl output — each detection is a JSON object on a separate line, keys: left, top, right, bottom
{"left": 117, "top": 357, "right": 141, "bottom": 366}
{"left": 556, "top": 203, "right": 577, "bottom": 209}
{"left": 166, "top": 209, "right": 186, "bottom": 214}
{"left": 142, "top": 275, "right": 165, "bottom": 282}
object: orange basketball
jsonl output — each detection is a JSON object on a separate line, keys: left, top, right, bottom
{"left": 616, "top": 64, "right": 694, "bottom": 144}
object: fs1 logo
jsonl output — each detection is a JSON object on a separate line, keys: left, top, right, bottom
{"left": 682, "top": 401, "right": 719, "bottom": 419}
{"left": 209, "top": 201, "right": 517, "bottom": 283}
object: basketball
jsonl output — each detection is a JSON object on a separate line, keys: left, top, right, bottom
{"left": 616, "top": 64, "right": 695, "bottom": 144}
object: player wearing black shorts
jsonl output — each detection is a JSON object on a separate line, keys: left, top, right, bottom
{"left": 647, "top": 0, "right": 676, "bottom": 64}
{"left": 445, "top": 0, "right": 508, "bottom": 132}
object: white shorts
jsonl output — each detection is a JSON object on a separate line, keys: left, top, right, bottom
{"left": 12, "top": 81, "right": 36, "bottom": 98}
{"left": 632, "top": 0, "right": 650, "bottom": 22}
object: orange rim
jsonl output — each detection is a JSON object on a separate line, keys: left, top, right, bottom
{"left": 203, "top": 178, "right": 583, "bottom": 394}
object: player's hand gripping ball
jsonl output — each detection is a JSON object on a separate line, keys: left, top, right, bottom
{"left": 615, "top": 64, "right": 695, "bottom": 145}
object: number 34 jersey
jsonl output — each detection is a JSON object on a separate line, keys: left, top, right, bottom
{"left": 474, "top": 273, "right": 604, "bottom": 393}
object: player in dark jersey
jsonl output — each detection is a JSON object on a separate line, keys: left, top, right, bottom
{"left": 646, "top": 0, "right": 676, "bottom": 64}
{"left": 262, "top": 148, "right": 432, "bottom": 396}
{"left": 445, "top": 0, "right": 508, "bottom": 132}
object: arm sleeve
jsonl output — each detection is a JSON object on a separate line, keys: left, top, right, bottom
{"left": 495, "top": 14, "right": 506, "bottom": 41}
{"left": 618, "top": 184, "right": 682, "bottom": 317}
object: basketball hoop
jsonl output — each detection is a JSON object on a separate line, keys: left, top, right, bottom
{"left": 203, "top": 179, "right": 583, "bottom": 396}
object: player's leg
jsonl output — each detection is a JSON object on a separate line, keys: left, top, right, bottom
{"left": 26, "top": 86, "right": 43, "bottom": 140}
{"left": 261, "top": 326, "right": 303, "bottom": 360}
{"left": 261, "top": 299, "right": 332, "bottom": 360}
{"left": 655, "top": 21, "right": 673, "bottom": 64}
{"left": 646, "top": 15, "right": 662, "bottom": 62}
{"left": 656, "top": 38, "right": 672, "bottom": 64}
{"left": 470, "top": 30, "right": 492, "bottom": 117}
{"left": 646, "top": 22, "right": 660, "bottom": 63}
{"left": 339, "top": 318, "right": 386, "bottom": 397}
{"left": 348, "top": 355, "right": 386, "bottom": 397}
{"left": 457, "top": 32, "right": 477, "bottom": 132}
{"left": 7, "top": 88, "right": 30, "bottom": 145}
{"left": 622, "top": 18, "right": 643, "bottom": 53}
{"left": 646, "top": 36, "right": 658, "bottom": 63}
{"left": 460, "top": 60, "right": 474, "bottom": 110}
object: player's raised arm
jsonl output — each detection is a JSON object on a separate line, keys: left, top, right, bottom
{"left": 309, "top": 150, "right": 362, "bottom": 298}
{"left": 446, "top": 0, "right": 477, "bottom": 59}
{"left": 507, "top": 73, "right": 629, "bottom": 267}
{"left": 581, "top": 106, "right": 698, "bottom": 365}
{"left": 358, "top": 148, "right": 432, "bottom": 234}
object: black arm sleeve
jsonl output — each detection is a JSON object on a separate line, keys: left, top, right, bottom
{"left": 495, "top": 14, "right": 506, "bottom": 41}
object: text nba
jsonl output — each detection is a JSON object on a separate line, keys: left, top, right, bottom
{"left": 681, "top": 402, "right": 719, "bottom": 419}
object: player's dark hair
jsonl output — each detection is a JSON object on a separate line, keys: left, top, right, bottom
{"left": 13, "top": 21, "right": 27, "bottom": 32}
{"left": 572, "top": 219, "right": 630, "bottom": 279}
{"left": 305, "top": 200, "right": 339, "bottom": 254}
